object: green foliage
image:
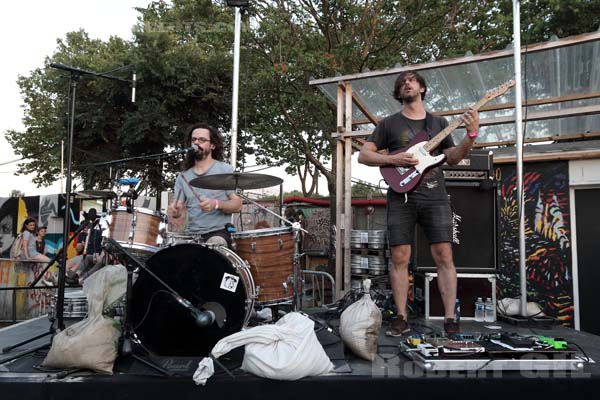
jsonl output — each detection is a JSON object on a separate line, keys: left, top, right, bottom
{"left": 351, "top": 183, "right": 383, "bottom": 198}
{"left": 5, "top": 0, "right": 598, "bottom": 196}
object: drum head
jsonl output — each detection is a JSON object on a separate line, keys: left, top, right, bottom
{"left": 131, "top": 244, "right": 248, "bottom": 356}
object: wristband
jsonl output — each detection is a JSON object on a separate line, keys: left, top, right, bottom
{"left": 214, "top": 199, "right": 219, "bottom": 210}
{"left": 467, "top": 131, "right": 478, "bottom": 138}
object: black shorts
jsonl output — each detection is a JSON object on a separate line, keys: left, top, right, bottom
{"left": 387, "top": 194, "right": 453, "bottom": 246}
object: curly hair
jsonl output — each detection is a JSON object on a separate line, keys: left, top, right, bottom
{"left": 393, "top": 70, "right": 427, "bottom": 104}
{"left": 182, "top": 123, "right": 225, "bottom": 170}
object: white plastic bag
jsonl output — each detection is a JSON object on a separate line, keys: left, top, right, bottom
{"left": 339, "top": 279, "right": 382, "bottom": 361}
{"left": 193, "top": 312, "right": 333, "bottom": 385}
{"left": 42, "top": 265, "right": 126, "bottom": 374}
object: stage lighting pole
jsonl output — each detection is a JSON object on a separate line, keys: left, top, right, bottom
{"left": 512, "top": 0, "right": 527, "bottom": 317}
{"left": 229, "top": 4, "right": 243, "bottom": 169}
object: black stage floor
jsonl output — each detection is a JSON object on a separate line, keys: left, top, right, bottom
{"left": 1, "top": 313, "right": 598, "bottom": 400}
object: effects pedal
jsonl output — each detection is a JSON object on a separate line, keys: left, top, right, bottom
{"left": 417, "top": 343, "right": 439, "bottom": 357}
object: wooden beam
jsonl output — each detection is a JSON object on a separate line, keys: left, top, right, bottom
{"left": 436, "top": 91, "right": 600, "bottom": 117}
{"left": 478, "top": 104, "right": 600, "bottom": 126}
{"left": 474, "top": 131, "right": 600, "bottom": 148}
{"left": 494, "top": 150, "right": 600, "bottom": 164}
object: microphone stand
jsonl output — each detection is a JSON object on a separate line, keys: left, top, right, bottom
{"left": 50, "top": 63, "right": 134, "bottom": 331}
{"left": 105, "top": 239, "right": 221, "bottom": 376}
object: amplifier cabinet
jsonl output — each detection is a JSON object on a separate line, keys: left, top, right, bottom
{"left": 413, "top": 272, "right": 496, "bottom": 320}
{"left": 414, "top": 183, "right": 498, "bottom": 272}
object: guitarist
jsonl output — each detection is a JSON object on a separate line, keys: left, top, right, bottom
{"left": 358, "top": 71, "right": 479, "bottom": 337}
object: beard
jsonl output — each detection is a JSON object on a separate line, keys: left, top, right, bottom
{"left": 401, "top": 91, "right": 419, "bottom": 104}
{"left": 193, "top": 148, "right": 211, "bottom": 161}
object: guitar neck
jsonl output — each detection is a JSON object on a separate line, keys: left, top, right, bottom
{"left": 423, "top": 95, "right": 493, "bottom": 152}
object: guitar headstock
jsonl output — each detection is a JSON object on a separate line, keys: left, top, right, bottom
{"left": 485, "top": 79, "right": 516, "bottom": 101}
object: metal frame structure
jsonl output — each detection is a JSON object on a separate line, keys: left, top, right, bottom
{"left": 309, "top": 31, "right": 600, "bottom": 298}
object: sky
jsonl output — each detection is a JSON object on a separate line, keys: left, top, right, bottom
{"left": 0, "top": 0, "right": 376, "bottom": 199}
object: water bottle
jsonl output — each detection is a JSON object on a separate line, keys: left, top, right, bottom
{"left": 454, "top": 298, "right": 461, "bottom": 322}
{"left": 474, "top": 297, "right": 485, "bottom": 322}
{"left": 484, "top": 297, "right": 495, "bottom": 322}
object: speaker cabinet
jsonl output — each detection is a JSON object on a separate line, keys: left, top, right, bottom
{"left": 414, "top": 182, "right": 497, "bottom": 272}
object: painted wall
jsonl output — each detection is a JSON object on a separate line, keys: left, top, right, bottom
{"left": 0, "top": 195, "right": 81, "bottom": 321}
{"left": 496, "top": 161, "right": 574, "bottom": 326}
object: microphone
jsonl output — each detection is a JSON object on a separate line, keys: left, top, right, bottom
{"left": 131, "top": 72, "right": 136, "bottom": 103}
{"left": 180, "top": 143, "right": 199, "bottom": 154}
{"left": 172, "top": 293, "right": 225, "bottom": 328}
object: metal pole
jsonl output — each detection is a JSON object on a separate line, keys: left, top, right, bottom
{"left": 513, "top": 0, "right": 527, "bottom": 316}
{"left": 230, "top": 6, "right": 242, "bottom": 169}
{"left": 56, "top": 74, "right": 79, "bottom": 330}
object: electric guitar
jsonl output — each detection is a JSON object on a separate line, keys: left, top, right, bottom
{"left": 380, "top": 79, "right": 515, "bottom": 193}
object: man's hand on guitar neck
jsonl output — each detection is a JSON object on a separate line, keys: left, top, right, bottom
{"left": 460, "top": 108, "right": 479, "bottom": 135}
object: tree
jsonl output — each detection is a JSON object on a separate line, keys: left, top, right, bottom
{"left": 6, "top": 0, "right": 237, "bottom": 195}
{"left": 5, "top": 0, "right": 598, "bottom": 197}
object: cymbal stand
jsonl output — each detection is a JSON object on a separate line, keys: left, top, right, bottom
{"left": 235, "top": 191, "right": 308, "bottom": 311}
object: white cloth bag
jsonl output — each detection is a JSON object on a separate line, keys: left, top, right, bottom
{"left": 193, "top": 312, "right": 333, "bottom": 385}
{"left": 339, "top": 279, "right": 382, "bottom": 361}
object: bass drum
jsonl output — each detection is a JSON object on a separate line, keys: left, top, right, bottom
{"left": 131, "top": 243, "right": 255, "bottom": 356}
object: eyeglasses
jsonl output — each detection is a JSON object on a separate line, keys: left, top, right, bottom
{"left": 191, "top": 137, "right": 211, "bottom": 143}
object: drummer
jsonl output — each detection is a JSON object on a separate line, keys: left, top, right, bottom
{"left": 168, "top": 123, "right": 242, "bottom": 247}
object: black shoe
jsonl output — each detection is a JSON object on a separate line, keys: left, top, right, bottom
{"left": 386, "top": 315, "right": 410, "bottom": 337}
{"left": 444, "top": 318, "right": 460, "bottom": 338}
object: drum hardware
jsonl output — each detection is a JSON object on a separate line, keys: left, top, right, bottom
{"left": 180, "top": 170, "right": 310, "bottom": 310}
{"left": 76, "top": 190, "right": 118, "bottom": 199}
{"left": 188, "top": 171, "right": 284, "bottom": 190}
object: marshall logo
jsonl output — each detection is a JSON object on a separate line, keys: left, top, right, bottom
{"left": 452, "top": 212, "right": 462, "bottom": 245}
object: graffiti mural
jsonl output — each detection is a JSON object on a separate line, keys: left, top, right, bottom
{"left": 0, "top": 198, "right": 18, "bottom": 257}
{"left": 497, "top": 161, "right": 573, "bottom": 325}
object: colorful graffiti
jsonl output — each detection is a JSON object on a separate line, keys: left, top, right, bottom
{"left": 1, "top": 195, "right": 80, "bottom": 320}
{"left": 497, "top": 161, "right": 573, "bottom": 325}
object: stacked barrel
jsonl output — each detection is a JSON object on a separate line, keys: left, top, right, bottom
{"left": 350, "top": 230, "right": 388, "bottom": 289}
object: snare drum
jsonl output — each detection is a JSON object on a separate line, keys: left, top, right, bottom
{"left": 108, "top": 207, "right": 163, "bottom": 258}
{"left": 162, "top": 232, "right": 204, "bottom": 247}
{"left": 51, "top": 288, "right": 88, "bottom": 319}
{"left": 232, "top": 226, "right": 295, "bottom": 304}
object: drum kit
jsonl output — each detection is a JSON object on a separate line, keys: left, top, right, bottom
{"left": 67, "top": 172, "right": 308, "bottom": 357}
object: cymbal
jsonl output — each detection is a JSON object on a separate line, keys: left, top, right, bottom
{"left": 76, "top": 190, "right": 117, "bottom": 199}
{"left": 188, "top": 172, "right": 283, "bottom": 190}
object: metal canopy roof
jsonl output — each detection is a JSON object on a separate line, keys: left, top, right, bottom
{"left": 309, "top": 31, "right": 600, "bottom": 146}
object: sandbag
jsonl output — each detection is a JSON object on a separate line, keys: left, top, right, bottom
{"left": 339, "top": 279, "right": 382, "bottom": 361}
{"left": 193, "top": 312, "right": 333, "bottom": 385}
{"left": 42, "top": 264, "right": 126, "bottom": 374}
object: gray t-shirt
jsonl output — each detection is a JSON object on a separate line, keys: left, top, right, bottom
{"left": 174, "top": 161, "right": 235, "bottom": 234}
{"left": 21, "top": 230, "right": 40, "bottom": 260}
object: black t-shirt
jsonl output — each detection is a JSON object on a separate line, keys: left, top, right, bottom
{"left": 367, "top": 111, "right": 454, "bottom": 200}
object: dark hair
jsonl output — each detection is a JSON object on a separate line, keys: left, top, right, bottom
{"left": 182, "top": 123, "right": 225, "bottom": 170}
{"left": 393, "top": 70, "right": 427, "bottom": 104}
{"left": 21, "top": 218, "right": 37, "bottom": 233}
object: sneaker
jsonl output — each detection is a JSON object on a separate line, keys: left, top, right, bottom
{"left": 386, "top": 315, "right": 410, "bottom": 337}
{"left": 444, "top": 318, "right": 460, "bottom": 338}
